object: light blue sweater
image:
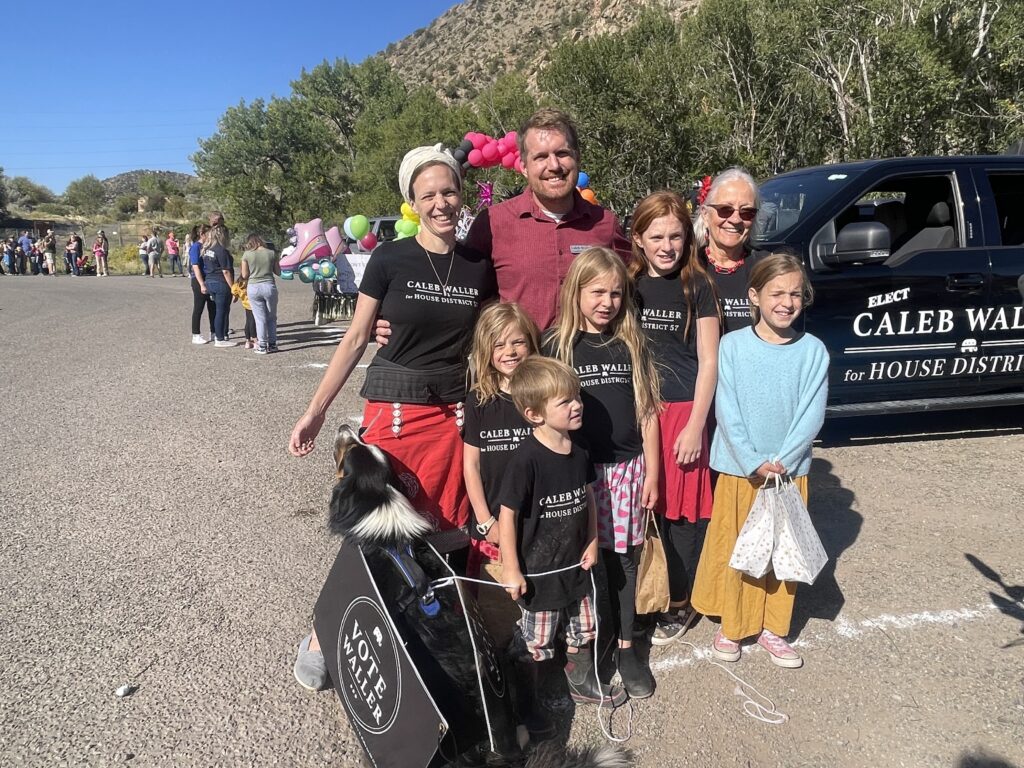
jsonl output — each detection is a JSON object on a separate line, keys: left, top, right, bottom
{"left": 710, "top": 327, "right": 830, "bottom": 478}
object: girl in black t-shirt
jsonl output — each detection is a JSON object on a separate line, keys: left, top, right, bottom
{"left": 545, "top": 247, "right": 661, "bottom": 698}
{"left": 631, "top": 190, "right": 722, "bottom": 646}
{"left": 462, "top": 302, "right": 540, "bottom": 646}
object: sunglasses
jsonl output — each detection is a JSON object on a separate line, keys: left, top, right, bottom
{"left": 707, "top": 204, "right": 758, "bottom": 222}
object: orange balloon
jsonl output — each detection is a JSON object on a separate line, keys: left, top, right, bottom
{"left": 580, "top": 188, "right": 598, "bottom": 204}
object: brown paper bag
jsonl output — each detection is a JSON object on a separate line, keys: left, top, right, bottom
{"left": 635, "top": 509, "right": 671, "bottom": 614}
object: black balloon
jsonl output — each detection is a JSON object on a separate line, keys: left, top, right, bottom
{"left": 459, "top": 138, "right": 473, "bottom": 153}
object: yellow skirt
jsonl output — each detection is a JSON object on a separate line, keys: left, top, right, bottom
{"left": 691, "top": 474, "right": 808, "bottom": 641}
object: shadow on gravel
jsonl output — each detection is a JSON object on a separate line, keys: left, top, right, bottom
{"left": 790, "top": 457, "right": 861, "bottom": 638}
{"left": 964, "top": 553, "right": 1024, "bottom": 649}
{"left": 956, "top": 750, "right": 1020, "bottom": 768}
{"left": 817, "top": 405, "right": 1024, "bottom": 448}
{"left": 272, "top": 325, "right": 345, "bottom": 353}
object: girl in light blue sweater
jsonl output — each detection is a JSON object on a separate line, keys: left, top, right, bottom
{"left": 691, "top": 253, "right": 829, "bottom": 669}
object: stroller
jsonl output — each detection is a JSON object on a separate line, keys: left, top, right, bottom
{"left": 75, "top": 252, "right": 97, "bottom": 276}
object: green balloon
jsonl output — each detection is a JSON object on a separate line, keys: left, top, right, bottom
{"left": 350, "top": 214, "right": 370, "bottom": 240}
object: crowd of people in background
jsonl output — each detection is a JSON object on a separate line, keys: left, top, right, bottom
{"left": 188, "top": 213, "right": 281, "bottom": 353}
{"left": 1, "top": 228, "right": 108, "bottom": 276}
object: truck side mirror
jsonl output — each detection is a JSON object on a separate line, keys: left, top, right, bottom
{"left": 829, "top": 222, "right": 891, "bottom": 265}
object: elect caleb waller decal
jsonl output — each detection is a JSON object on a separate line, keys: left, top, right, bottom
{"left": 836, "top": 286, "right": 1024, "bottom": 384}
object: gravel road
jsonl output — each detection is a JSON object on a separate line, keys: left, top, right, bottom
{"left": 1, "top": 275, "right": 1021, "bottom": 767}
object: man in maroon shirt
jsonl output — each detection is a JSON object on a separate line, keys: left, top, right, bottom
{"left": 464, "top": 108, "right": 631, "bottom": 329}
{"left": 377, "top": 108, "right": 630, "bottom": 340}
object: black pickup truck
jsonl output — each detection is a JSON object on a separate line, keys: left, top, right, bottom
{"left": 754, "top": 156, "right": 1024, "bottom": 416}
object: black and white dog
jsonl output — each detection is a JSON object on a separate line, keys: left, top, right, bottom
{"left": 324, "top": 424, "right": 631, "bottom": 768}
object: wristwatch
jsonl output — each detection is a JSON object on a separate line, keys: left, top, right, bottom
{"left": 475, "top": 516, "right": 496, "bottom": 536}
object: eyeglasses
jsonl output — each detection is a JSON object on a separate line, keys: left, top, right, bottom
{"left": 707, "top": 204, "right": 758, "bottom": 222}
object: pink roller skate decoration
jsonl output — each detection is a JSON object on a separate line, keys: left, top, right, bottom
{"left": 280, "top": 218, "right": 332, "bottom": 269}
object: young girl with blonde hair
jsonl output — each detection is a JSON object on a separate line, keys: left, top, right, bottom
{"left": 546, "top": 247, "right": 661, "bottom": 698}
{"left": 462, "top": 302, "right": 541, "bottom": 646}
{"left": 691, "top": 252, "right": 829, "bottom": 669}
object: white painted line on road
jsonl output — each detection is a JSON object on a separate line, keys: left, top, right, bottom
{"left": 649, "top": 602, "right": 1000, "bottom": 672}
{"left": 833, "top": 605, "right": 995, "bottom": 638}
{"left": 303, "top": 363, "right": 328, "bottom": 369}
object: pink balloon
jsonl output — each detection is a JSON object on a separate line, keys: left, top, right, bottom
{"left": 360, "top": 232, "right": 378, "bottom": 250}
{"left": 497, "top": 141, "right": 511, "bottom": 156}
{"left": 501, "top": 152, "right": 516, "bottom": 169}
{"left": 468, "top": 148, "right": 483, "bottom": 167}
{"left": 513, "top": 158, "right": 524, "bottom": 174}
{"left": 505, "top": 131, "right": 518, "bottom": 146}
{"left": 482, "top": 142, "right": 499, "bottom": 162}
{"left": 469, "top": 133, "right": 488, "bottom": 150}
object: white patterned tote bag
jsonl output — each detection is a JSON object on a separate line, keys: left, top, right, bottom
{"left": 771, "top": 478, "right": 828, "bottom": 584}
{"left": 728, "top": 481, "right": 778, "bottom": 579}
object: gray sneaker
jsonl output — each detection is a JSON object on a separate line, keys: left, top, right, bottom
{"left": 651, "top": 607, "right": 700, "bottom": 646}
{"left": 293, "top": 634, "right": 329, "bottom": 691}
{"left": 651, "top": 615, "right": 686, "bottom": 646}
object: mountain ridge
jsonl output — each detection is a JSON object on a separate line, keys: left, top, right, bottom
{"left": 382, "top": 0, "right": 698, "bottom": 101}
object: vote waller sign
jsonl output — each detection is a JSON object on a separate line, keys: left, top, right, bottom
{"left": 315, "top": 545, "right": 446, "bottom": 768}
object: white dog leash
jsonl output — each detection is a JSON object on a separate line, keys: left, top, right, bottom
{"left": 431, "top": 562, "right": 633, "bottom": 744}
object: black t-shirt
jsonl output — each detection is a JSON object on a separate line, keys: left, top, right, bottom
{"left": 546, "top": 333, "right": 642, "bottom": 464}
{"left": 201, "top": 244, "right": 233, "bottom": 283}
{"left": 636, "top": 270, "right": 719, "bottom": 402}
{"left": 463, "top": 390, "right": 533, "bottom": 535}
{"left": 360, "top": 238, "right": 497, "bottom": 370}
{"left": 708, "top": 250, "right": 764, "bottom": 332}
{"left": 498, "top": 435, "right": 595, "bottom": 611}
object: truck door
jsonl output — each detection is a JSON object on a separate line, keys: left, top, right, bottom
{"left": 972, "top": 167, "right": 1024, "bottom": 393}
{"left": 804, "top": 170, "right": 989, "bottom": 406}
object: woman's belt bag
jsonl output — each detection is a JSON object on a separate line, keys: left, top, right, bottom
{"left": 360, "top": 358, "right": 466, "bottom": 404}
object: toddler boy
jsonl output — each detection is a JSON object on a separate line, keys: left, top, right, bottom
{"left": 498, "top": 357, "right": 626, "bottom": 737}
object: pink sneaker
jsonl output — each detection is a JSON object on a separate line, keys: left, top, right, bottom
{"left": 712, "top": 629, "right": 741, "bottom": 662}
{"left": 757, "top": 630, "right": 803, "bottom": 668}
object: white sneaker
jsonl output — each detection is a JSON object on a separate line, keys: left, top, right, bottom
{"left": 191, "top": 334, "right": 208, "bottom": 345}
{"left": 214, "top": 339, "right": 238, "bottom": 348}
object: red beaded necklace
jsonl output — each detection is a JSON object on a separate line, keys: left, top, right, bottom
{"left": 705, "top": 246, "right": 746, "bottom": 275}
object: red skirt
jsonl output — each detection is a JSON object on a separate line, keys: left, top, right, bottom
{"left": 657, "top": 400, "right": 713, "bottom": 523}
{"left": 361, "top": 400, "right": 468, "bottom": 531}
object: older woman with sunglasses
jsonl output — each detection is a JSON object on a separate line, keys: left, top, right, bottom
{"left": 693, "top": 168, "right": 763, "bottom": 332}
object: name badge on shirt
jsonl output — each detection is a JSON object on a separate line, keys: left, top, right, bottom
{"left": 570, "top": 244, "right": 593, "bottom": 255}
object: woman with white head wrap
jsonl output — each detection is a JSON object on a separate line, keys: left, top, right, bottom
{"left": 287, "top": 143, "right": 497, "bottom": 690}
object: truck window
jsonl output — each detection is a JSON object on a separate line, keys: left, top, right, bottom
{"left": 833, "top": 174, "right": 959, "bottom": 263}
{"left": 755, "top": 168, "right": 867, "bottom": 242}
{"left": 376, "top": 219, "right": 398, "bottom": 243}
{"left": 986, "top": 173, "right": 1024, "bottom": 246}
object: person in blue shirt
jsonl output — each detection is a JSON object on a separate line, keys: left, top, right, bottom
{"left": 691, "top": 252, "right": 829, "bottom": 670}
{"left": 188, "top": 224, "right": 215, "bottom": 344}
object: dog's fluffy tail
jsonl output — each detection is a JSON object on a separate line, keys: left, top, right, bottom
{"left": 525, "top": 742, "right": 632, "bottom": 768}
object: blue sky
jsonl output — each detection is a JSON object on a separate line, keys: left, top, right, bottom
{"left": 3, "top": 0, "right": 458, "bottom": 194}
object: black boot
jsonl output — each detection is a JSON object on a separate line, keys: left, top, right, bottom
{"left": 514, "top": 660, "right": 556, "bottom": 741}
{"left": 564, "top": 645, "right": 628, "bottom": 706}
{"left": 616, "top": 645, "right": 654, "bottom": 699}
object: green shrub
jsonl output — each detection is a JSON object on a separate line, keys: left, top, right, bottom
{"left": 113, "top": 195, "right": 138, "bottom": 216}
{"left": 108, "top": 244, "right": 147, "bottom": 275}
{"left": 34, "top": 202, "right": 73, "bottom": 216}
